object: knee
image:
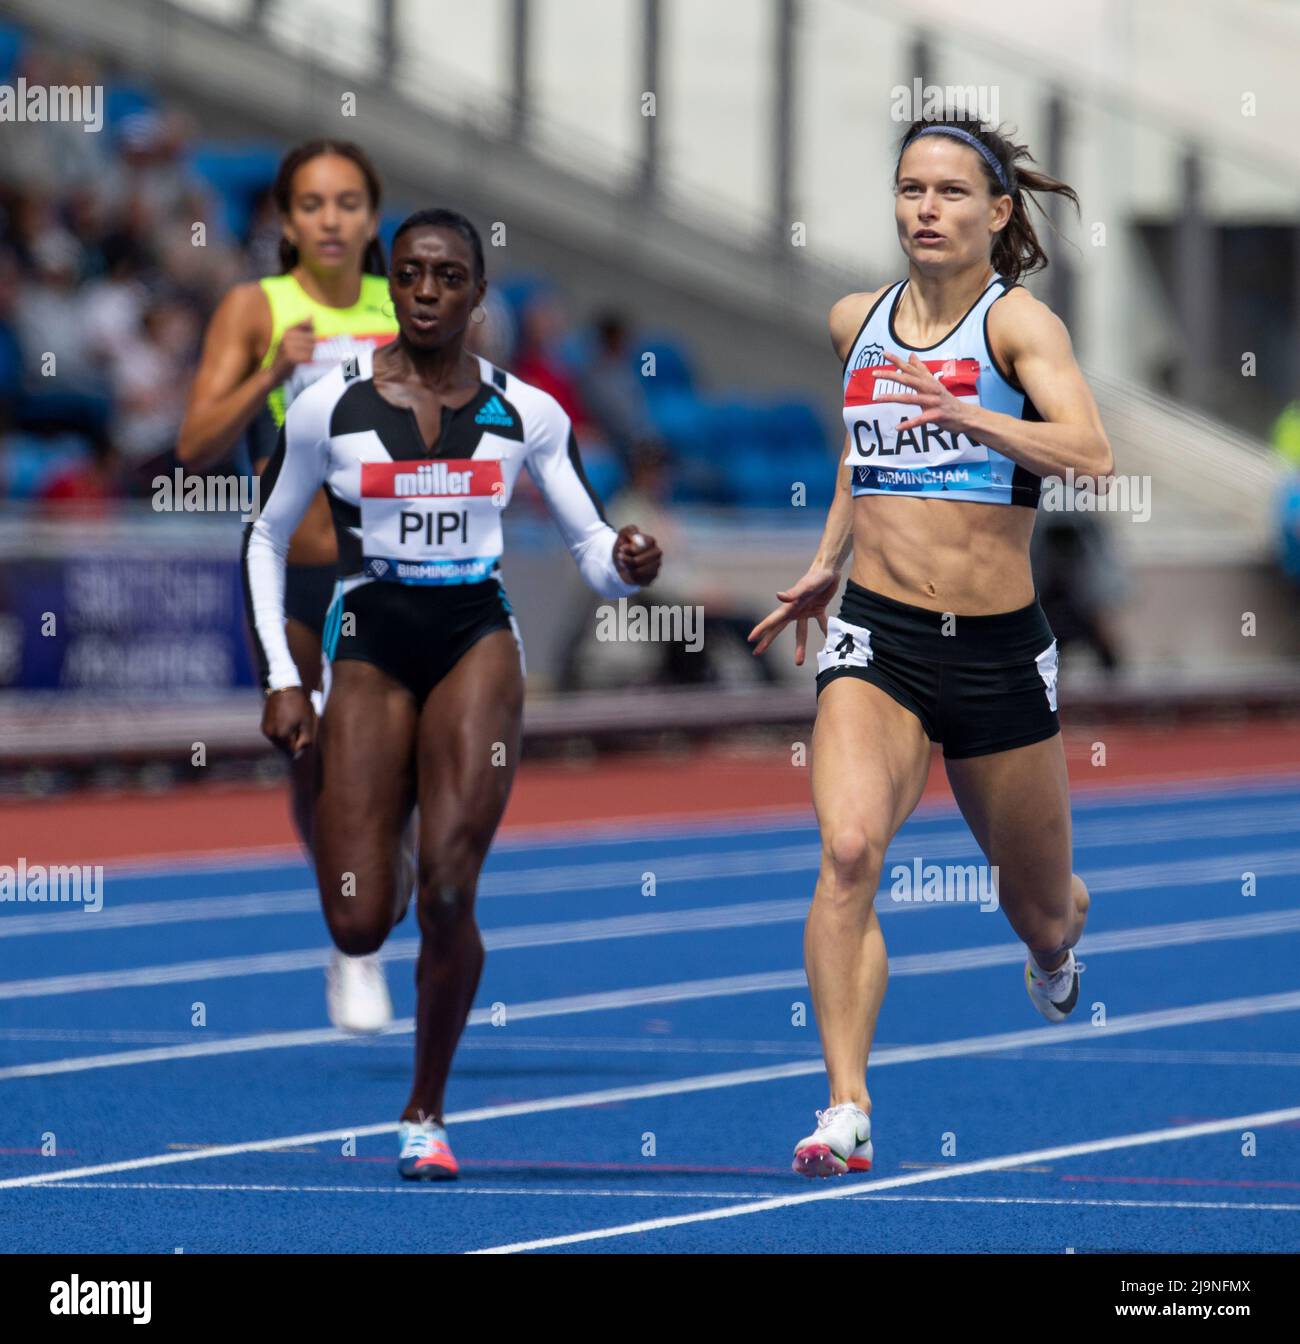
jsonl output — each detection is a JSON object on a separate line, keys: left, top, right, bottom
{"left": 821, "top": 827, "right": 886, "bottom": 895}
{"left": 327, "top": 904, "right": 389, "bottom": 957}
{"left": 416, "top": 881, "right": 476, "bottom": 937}
{"left": 415, "top": 829, "right": 484, "bottom": 935}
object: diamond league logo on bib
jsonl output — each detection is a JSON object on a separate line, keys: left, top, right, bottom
{"left": 367, "top": 558, "right": 390, "bottom": 578}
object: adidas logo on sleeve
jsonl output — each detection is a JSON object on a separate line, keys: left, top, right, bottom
{"left": 475, "top": 395, "right": 513, "bottom": 427}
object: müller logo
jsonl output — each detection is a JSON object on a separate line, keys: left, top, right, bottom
{"left": 394, "top": 463, "right": 476, "bottom": 497}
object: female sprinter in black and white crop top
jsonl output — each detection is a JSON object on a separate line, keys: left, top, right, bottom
{"left": 243, "top": 208, "right": 662, "bottom": 1181}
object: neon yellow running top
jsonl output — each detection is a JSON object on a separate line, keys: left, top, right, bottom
{"left": 258, "top": 272, "right": 397, "bottom": 427}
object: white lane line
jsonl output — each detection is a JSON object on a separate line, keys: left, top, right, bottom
{"left": 4, "top": 987, "right": 1300, "bottom": 1190}
{"left": 10, "top": 801, "right": 1300, "bottom": 942}
{"left": 989, "top": 1046, "right": 1300, "bottom": 1068}
{"left": 0, "top": 888, "right": 319, "bottom": 939}
{"left": 469, "top": 1103, "right": 1300, "bottom": 1253}
{"left": 851, "top": 1193, "right": 1300, "bottom": 1214}
{"left": 35, "top": 1181, "right": 776, "bottom": 1200}
{"left": 0, "top": 1061, "right": 820, "bottom": 1191}
{"left": 3, "top": 871, "right": 1298, "bottom": 1001}
{"left": 12, "top": 1033, "right": 1300, "bottom": 1068}
{"left": 94, "top": 772, "right": 1300, "bottom": 881}
{"left": 4, "top": 913, "right": 1298, "bottom": 1080}
{"left": 28, "top": 1183, "right": 1300, "bottom": 1214}
{"left": 0, "top": 1025, "right": 369, "bottom": 1081}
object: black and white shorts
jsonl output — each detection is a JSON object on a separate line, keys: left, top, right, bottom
{"left": 321, "top": 577, "right": 524, "bottom": 708}
{"left": 815, "top": 580, "right": 1060, "bottom": 760}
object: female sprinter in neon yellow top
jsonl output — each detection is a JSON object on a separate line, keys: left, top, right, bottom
{"left": 178, "top": 140, "right": 401, "bottom": 1032}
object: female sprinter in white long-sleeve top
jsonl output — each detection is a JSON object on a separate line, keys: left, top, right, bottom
{"left": 243, "top": 208, "right": 662, "bottom": 1179}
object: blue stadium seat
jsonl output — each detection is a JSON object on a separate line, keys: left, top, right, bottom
{"left": 582, "top": 452, "right": 624, "bottom": 506}
{"left": 0, "top": 21, "right": 25, "bottom": 82}
{"left": 378, "top": 211, "right": 408, "bottom": 260}
{"left": 188, "top": 143, "right": 281, "bottom": 240}
{"left": 1276, "top": 474, "right": 1300, "bottom": 583}
{"left": 638, "top": 334, "right": 694, "bottom": 395}
{"left": 0, "top": 433, "right": 89, "bottom": 499}
{"left": 104, "top": 84, "right": 158, "bottom": 131}
{"left": 495, "top": 274, "right": 555, "bottom": 324}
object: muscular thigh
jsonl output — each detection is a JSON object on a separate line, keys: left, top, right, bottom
{"left": 415, "top": 629, "right": 525, "bottom": 866}
{"left": 314, "top": 659, "right": 417, "bottom": 915}
{"left": 943, "top": 733, "right": 1073, "bottom": 908}
{"left": 812, "top": 677, "right": 934, "bottom": 864}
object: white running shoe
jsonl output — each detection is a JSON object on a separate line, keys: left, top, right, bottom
{"left": 1025, "top": 947, "right": 1082, "bottom": 1023}
{"left": 326, "top": 949, "right": 393, "bottom": 1034}
{"left": 792, "top": 1102, "right": 873, "bottom": 1178}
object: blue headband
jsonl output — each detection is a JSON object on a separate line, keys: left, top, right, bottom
{"left": 911, "top": 126, "right": 1012, "bottom": 194}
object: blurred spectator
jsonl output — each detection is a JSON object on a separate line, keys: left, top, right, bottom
{"left": 1031, "top": 508, "right": 1125, "bottom": 674}
{"left": 100, "top": 109, "right": 240, "bottom": 299}
{"left": 512, "top": 290, "right": 589, "bottom": 431}
{"left": 0, "top": 48, "right": 110, "bottom": 193}
{"left": 1269, "top": 400, "right": 1300, "bottom": 470}
{"left": 101, "top": 110, "right": 210, "bottom": 240}
{"left": 108, "top": 293, "right": 201, "bottom": 484}
{"left": 14, "top": 230, "right": 98, "bottom": 389}
{"left": 242, "top": 185, "right": 284, "bottom": 279}
{"left": 36, "top": 433, "right": 124, "bottom": 517}
{"left": 82, "top": 236, "right": 152, "bottom": 368}
{"left": 577, "top": 310, "right": 663, "bottom": 463}
{"left": 0, "top": 19, "right": 791, "bottom": 532}
{"left": 65, "top": 183, "right": 119, "bottom": 282}
{"left": 1276, "top": 474, "right": 1300, "bottom": 584}
{"left": 465, "top": 288, "right": 517, "bottom": 369}
{"left": 0, "top": 248, "right": 21, "bottom": 415}
{"left": 557, "top": 444, "right": 777, "bottom": 690}
{"left": 1272, "top": 399, "right": 1300, "bottom": 582}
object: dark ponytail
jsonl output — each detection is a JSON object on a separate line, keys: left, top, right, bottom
{"left": 895, "top": 114, "right": 1078, "bottom": 284}
{"left": 272, "top": 139, "right": 386, "bottom": 276}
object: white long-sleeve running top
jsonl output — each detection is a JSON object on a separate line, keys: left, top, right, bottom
{"left": 243, "top": 351, "right": 639, "bottom": 691}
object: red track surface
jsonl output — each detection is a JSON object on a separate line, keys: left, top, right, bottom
{"left": 1, "top": 719, "right": 1297, "bottom": 868}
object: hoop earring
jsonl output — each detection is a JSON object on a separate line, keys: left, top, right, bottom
{"left": 471, "top": 305, "right": 487, "bottom": 325}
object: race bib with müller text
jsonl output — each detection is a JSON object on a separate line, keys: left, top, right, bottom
{"left": 843, "top": 357, "right": 988, "bottom": 469}
{"left": 359, "top": 458, "right": 505, "bottom": 585}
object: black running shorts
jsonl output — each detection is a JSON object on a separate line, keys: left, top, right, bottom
{"left": 324, "top": 578, "right": 522, "bottom": 707}
{"left": 283, "top": 563, "right": 338, "bottom": 638}
{"left": 815, "top": 580, "right": 1060, "bottom": 760}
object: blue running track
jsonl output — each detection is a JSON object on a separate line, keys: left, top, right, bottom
{"left": 2, "top": 775, "right": 1298, "bottom": 1253}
